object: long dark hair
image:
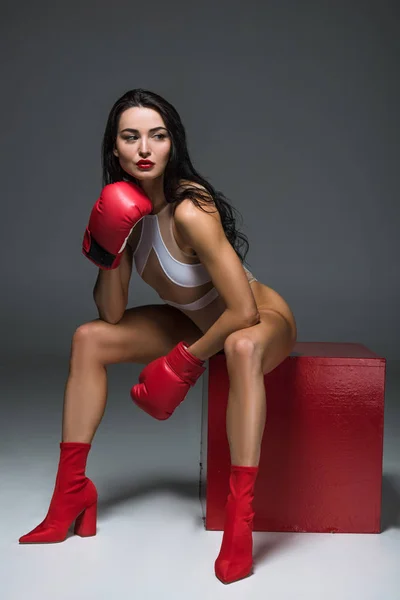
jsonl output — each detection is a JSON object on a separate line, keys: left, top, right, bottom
{"left": 102, "top": 88, "right": 250, "bottom": 265}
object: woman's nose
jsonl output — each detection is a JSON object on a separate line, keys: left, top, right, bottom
{"left": 139, "top": 138, "right": 150, "bottom": 153}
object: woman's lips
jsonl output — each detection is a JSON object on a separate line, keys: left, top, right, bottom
{"left": 137, "top": 162, "right": 154, "bottom": 169}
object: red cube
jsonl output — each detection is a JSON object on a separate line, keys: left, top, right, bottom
{"left": 200, "top": 342, "right": 386, "bottom": 534}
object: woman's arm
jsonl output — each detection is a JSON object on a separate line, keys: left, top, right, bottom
{"left": 93, "top": 244, "right": 133, "bottom": 324}
{"left": 187, "top": 309, "right": 259, "bottom": 361}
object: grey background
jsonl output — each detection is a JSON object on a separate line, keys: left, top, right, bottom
{"left": 1, "top": 2, "right": 399, "bottom": 600}
{"left": 1, "top": 0, "right": 398, "bottom": 361}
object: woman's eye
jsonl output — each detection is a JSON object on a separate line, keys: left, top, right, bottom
{"left": 124, "top": 134, "right": 166, "bottom": 141}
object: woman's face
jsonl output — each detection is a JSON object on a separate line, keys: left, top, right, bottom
{"left": 113, "top": 106, "right": 171, "bottom": 180}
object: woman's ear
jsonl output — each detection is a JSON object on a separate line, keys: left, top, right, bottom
{"left": 113, "top": 148, "right": 119, "bottom": 157}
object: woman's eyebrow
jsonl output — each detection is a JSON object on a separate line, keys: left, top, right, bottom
{"left": 120, "top": 127, "right": 168, "bottom": 133}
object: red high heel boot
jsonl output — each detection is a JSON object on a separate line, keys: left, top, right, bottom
{"left": 19, "top": 442, "right": 98, "bottom": 544}
{"left": 214, "top": 465, "right": 259, "bottom": 584}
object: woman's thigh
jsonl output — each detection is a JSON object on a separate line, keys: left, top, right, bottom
{"left": 72, "top": 304, "right": 203, "bottom": 366}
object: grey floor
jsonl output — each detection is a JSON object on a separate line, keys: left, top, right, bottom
{"left": 1, "top": 356, "right": 399, "bottom": 600}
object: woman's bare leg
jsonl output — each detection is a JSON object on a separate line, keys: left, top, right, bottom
{"left": 62, "top": 353, "right": 108, "bottom": 444}
{"left": 19, "top": 304, "right": 203, "bottom": 544}
{"left": 61, "top": 304, "right": 203, "bottom": 443}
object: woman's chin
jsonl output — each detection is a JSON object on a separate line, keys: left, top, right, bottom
{"left": 134, "top": 170, "right": 157, "bottom": 179}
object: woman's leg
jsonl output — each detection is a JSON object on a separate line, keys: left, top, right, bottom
{"left": 19, "top": 303, "right": 203, "bottom": 544}
{"left": 62, "top": 303, "right": 203, "bottom": 443}
{"left": 215, "top": 311, "right": 296, "bottom": 584}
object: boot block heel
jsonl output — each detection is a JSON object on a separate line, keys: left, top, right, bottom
{"left": 74, "top": 502, "right": 97, "bottom": 537}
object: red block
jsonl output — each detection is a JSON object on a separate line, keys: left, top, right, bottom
{"left": 200, "top": 342, "right": 386, "bottom": 534}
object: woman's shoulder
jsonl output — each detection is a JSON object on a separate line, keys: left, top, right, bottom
{"left": 174, "top": 180, "right": 221, "bottom": 232}
{"left": 175, "top": 179, "right": 216, "bottom": 210}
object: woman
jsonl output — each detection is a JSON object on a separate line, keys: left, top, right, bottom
{"left": 19, "top": 89, "right": 297, "bottom": 585}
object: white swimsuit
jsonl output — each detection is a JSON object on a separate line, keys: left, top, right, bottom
{"left": 132, "top": 202, "right": 257, "bottom": 312}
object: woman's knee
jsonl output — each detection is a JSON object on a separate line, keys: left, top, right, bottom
{"left": 71, "top": 320, "right": 111, "bottom": 359}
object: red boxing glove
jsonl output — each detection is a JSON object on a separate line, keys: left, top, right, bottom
{"left": 82, "top": 181, "right": 153, "bottom": 269}
{"left": 131, "top": 341, "right": 207, "bottom": 420}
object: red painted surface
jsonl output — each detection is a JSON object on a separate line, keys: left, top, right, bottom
{"left": 200, "top": 343, "right": 386, "bottom": 534}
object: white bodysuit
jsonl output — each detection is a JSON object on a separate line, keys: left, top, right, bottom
{"left": 129, "top": 201, "right": 257, "bottom": 332}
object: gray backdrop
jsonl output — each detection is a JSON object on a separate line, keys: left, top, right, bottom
{"left": 2, "top": 4, "right": 399, "bottom": 599}
{"left": 1, "top": 0, "right": 398, "bottom": 360}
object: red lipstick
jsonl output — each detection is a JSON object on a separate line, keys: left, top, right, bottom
{"left": 137, "top": 160, "right": 154, "bottom": 169}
